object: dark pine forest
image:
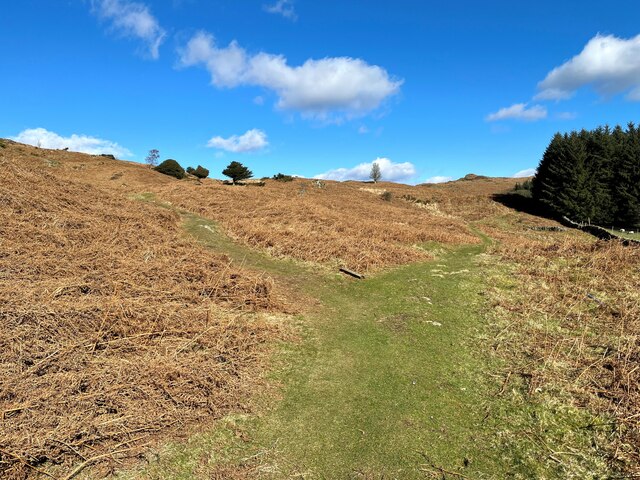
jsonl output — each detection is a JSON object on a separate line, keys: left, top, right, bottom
{"left": 532, "top": 123, "right": 640, "bottom": 229}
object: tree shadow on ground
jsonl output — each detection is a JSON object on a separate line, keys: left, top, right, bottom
{"left": 492, "top": 192, "right": 557, "bottom": 221}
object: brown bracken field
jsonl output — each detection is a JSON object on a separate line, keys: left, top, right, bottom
{"left": 1, "top": 140, "right": 638, "bottom": 477}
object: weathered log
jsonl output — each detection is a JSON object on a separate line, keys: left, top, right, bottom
{"left": 339, "top": 268, "right": 364, "bottom": 279}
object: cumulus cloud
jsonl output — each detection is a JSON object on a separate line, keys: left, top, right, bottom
{"left": 424, "top": 176, "right": 453, "bottom": 184}
{"left": 92, "top": 0, "right": 166, "bottom": 59}
{"left": 178, "top": 31, "right": 403, "bottom": 120}
{"left": 536, "top": 34, "right": 640, "bottom": 101}
{"left": 314, "top": 157, "right": 416, "bottom": 183}
{"left": 12, "top": 128, "right": 132, "bottom": 158}
{"left": 486, "top": 103, "right": 547, "bottom": 122}
{"left": 512, "top": 168, "right": 536, "bottom": 178}
{"left": 207, "top": 129, "right": 269, "bottom": 153}
{"left": 264, "top": 0, "right": 297, "bottom": 20}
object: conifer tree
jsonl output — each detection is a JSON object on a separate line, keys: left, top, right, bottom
{"left": 532, "top": 123, "right": 640, "bottom": 228}
{"left": 222, "top": 161, "right": 253, "bottom": 184}
{"left": 615, "top": 123, "right": 640, "bottom": 227}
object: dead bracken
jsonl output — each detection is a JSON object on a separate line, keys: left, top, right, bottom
{"left": 0, "top": 145, "right": 294, "bottom": 479}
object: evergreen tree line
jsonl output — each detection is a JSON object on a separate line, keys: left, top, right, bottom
{"left": 532, "top": 123, "right": 640, "bottom": 228}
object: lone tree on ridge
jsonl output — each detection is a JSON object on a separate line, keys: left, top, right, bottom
{"left": 223, "top": 161, "right": 253, "bottom": 184}
{"left": 370, "top": 162, "right": 382, "bottom": 183}
{"left": 145, "top": 149, "right": 160, "bottom": 168}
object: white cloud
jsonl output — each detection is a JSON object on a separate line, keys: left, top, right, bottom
{"left": 358, "top": 125, "right": 369, "bottom": 134}
{"left": 253, "top": 95, "right": 265, "bottom": 105}
{"left": 178, "top": 31, "right": 403, "bottom": 120}
{"left": 512, "top": 168, "right": 536, "bottom": 178}
{"left": 424, "top": 176, "right": 453, "bottom": 184}
{"left": 12, "top": 128, "right": 132, "bottom": 158}
{"left": 314, "top": 157, "right": 416, "bottom": 183}
{"left": 536, "top": 34, "right": 640, "bottom": 101}
{"left": 264, "top": 0, "right": 297, "bottom": 21}
{"left": 92, "top": 0, "right": 165, "bottom": 59}
{"left": 207, "top": 129, "right": 269, "bottom": 153}
{"left": 486, "top": 103, "right": 547, "bottom": 122}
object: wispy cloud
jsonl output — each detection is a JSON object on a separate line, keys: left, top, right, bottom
{"left": 178, "top": 31, "right": 403, "bottom": 121}
{"left": 91, "top": 0, "right": 166, "bottom": 59}
{"left": 207, "top": 129, "right": 269, "bottom": 153}
{"left": 512, "top": 168, "right": 536, "bottom": 178}
{"left": 314, "top": 157, "right": 416, "bottom": 183}
{"left": 486, "top": 103, "right": 547, "bottom": 122}
{"left": 557, "top": 111, "right": 578, "bottom": 120}
{"left": 263, "top": 0, "right": 297, "bottom": 21}
{"left": 12, "top": 128, "right": 132, "bottom": 158}
{"left": 536, "top": 34, "right": 640, "bottom": 101}
{"left": 424, "top": 176, "right": 453, "bottom": 184}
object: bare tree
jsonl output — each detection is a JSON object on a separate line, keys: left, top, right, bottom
{"left": 370, "top": 162, "right": 382, "bottom": 183}
{"left": 145, "top": 149, "right": 160, "bottom": 168}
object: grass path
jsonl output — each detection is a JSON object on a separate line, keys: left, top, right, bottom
{"left": 112, "top": 198, "right": 617, "bottom": 479}
{"left": 252, "top": 240, "right": 501, "bottom": 478}
{"left": 131, "top": 215, "right": 508, "bottom": 478}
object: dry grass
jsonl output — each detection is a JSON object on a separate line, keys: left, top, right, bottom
{"left": 481, "top": 218, "right": 640, "bottom": 472}
{"left": 3, "top": 140, "right": 639, "bottom": 474}
{"left": 0, "top": 145, "right": 294, "bottom": 479}
{"left": 152, "top": 180, "right": 480, "bottom": 273}
{"left": 0, "top": 142, "right": 481, "bottom": 273}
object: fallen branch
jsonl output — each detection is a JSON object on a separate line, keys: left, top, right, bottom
{"left": 339, "top": 267, "right": 364, "bottom": 279}
{"left": 62, "top": 445, "right": 143, "bottom": 480}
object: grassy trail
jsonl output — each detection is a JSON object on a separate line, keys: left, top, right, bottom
{"left": 252, "top": 241, "right": 501, "bottom": 478}
{"left": 117, "top": 201, "right": 510, "bottom": 478}
{"left": 145, "top": 215, "right": 506, "bottom": 478}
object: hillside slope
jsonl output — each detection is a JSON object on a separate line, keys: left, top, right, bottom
{"left": 3, "top": 141, "right": 637, "bottom": 477}
{"left": 0, "top": 142, "right": 293, "bottom": 479}
{"left": 0, "top": 141, "right": 517, "bottom": 272}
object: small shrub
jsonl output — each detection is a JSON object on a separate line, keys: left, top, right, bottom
{"left": 154, "top": 159, "right": 186, "bottom": 179}
{"left": 514, "top": 179, "right": 533, "bottom": 192}
{"left": 0, "top": 140, "right": 6, "bottom": 148}
{"left": 401, "top": 194, "right": 430, "bottom": 205}
{"left": 273, "top": 173, "right": 294, "bottom": 182}
{"left": 381, "top": 191, "right": 393, "bottom": 201}
{"left": 193, "top": 165, "right": 209, "bottom": 179}
{"left": 186, "top": 166, "right": 195, "bottom": 174}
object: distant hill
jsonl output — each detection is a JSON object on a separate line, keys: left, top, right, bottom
{"left": 0, "top": 139, "right": 511, "bottom": 272}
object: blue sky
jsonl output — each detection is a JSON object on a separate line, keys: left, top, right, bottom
{"left": 2, "top": 0, "right": 640, "bottom": 183}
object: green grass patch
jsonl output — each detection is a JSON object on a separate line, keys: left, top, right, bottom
{"left": 604, "top": 227, "right": 640, "bottom": 240}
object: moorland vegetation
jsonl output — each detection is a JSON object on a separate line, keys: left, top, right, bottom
{"left": 0, "top": 139, "right": 638, "bottom": 478}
